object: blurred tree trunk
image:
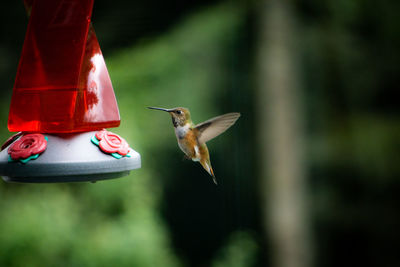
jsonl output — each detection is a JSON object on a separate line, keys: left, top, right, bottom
{"left": 255, "top": 1, "right": 313, "bottom": 267}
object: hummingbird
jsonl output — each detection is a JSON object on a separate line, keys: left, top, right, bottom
{"left": 148, "top": 107, "right": 240, "bottom": 184}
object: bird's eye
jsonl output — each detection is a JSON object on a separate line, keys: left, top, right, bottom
{"left": 176, "top": 110, "right": 182, "bottom": 115}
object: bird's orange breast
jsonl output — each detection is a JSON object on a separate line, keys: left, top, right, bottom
{"left": 177, "top": 128, "right": 198, "bottom": 158}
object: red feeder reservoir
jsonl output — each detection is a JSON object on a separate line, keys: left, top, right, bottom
{"left": 0, "top": 0, "right": 141, "bottom": 182}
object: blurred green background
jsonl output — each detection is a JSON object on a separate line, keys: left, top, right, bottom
{"left": 0, "top": 0, "right": 399, "bottom": 266}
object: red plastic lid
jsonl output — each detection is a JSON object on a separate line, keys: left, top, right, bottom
{"left": 8, "top": 0, "right": 120, "bottom": 133}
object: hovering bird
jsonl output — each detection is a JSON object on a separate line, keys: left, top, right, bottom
{"left": 148, "top": 107, "right": 240, "bottom": 184}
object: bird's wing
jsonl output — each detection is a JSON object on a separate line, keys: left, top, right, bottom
{"left": 195, "top": 113, "right": 240, "bottom": 144}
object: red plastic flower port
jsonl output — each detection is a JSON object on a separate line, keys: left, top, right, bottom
{"left": 95, "top": 130, "right": 129, "bottom": 156}
{"left": 8, "top": 134, "right": 47, "bottom": 162}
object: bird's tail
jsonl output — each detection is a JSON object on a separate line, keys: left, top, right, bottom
{"left": 200, "top": 160, "right": 217, "bottom": 185}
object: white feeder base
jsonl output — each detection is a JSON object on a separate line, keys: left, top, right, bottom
{"left": 0, "top": 131, "right": 141, "bottom": 183}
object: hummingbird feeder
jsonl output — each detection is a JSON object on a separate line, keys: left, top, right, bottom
{"left": 0, "top": 0, "right": 141, "bottom": 182}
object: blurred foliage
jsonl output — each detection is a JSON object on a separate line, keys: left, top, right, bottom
{"left": 297, "top": 0, "right": 400, "bottom": 266}
{"left": 212, "top": 231, "right": 259, "bottom": 267}
{"left": 0, "top": 177, "right": 180, "bottom": 267}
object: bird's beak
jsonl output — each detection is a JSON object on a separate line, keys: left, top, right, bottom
{"left": 147, "top": 107, "right": 172, "bottom": 112}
